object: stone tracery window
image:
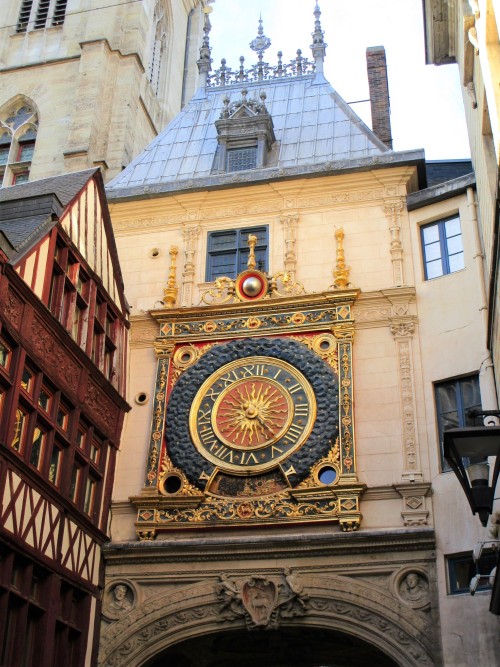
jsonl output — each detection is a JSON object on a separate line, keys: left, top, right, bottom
{"left": 16, "top": 0, "right": 68, "bottom": 33}
{"left": 149, "top": 1, "right": 168, "bottom": 95}
{"left": 0, "top": 102, "right": 38, "bottom": 187}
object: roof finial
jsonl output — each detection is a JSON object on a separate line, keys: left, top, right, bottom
{"left": 310, "top": 2, "right": 327, "bottom": 78}
{"left": 197, "top": 4, "right": 213, "bottom": 87}
{"left": 249, "top": 16, "right": 271, "bottom": 57}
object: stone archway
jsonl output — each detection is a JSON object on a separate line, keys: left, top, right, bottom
{"left": 99, "top": 573, "right": 438, "bottom": 667}
{"left": 143, "top": 627, "right": 400, "bottom": 667}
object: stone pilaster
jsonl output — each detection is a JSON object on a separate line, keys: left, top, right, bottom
{"left": 390, "top": 318, "right": 423, "bottom": 484}
{"left": 280, "top": 213, "right": 299, "bottom": 277}
{"left": 384, "top": 198, "right": 405, "bottom": 286}
{"left": 181, "top": 224, "right": 201, "bottom": 306}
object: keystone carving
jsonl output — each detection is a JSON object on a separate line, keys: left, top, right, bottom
{"left": 215, "top": 570, "right": 309, "bottom": 629}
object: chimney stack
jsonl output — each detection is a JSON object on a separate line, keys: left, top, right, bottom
{"left": 366, "top": 46, "right": 393, "bottom": 149}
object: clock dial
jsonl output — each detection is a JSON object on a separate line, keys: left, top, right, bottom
{"left": 190, "top": 357, "right": 316, "bottom": 474}
{"left": 166, "top": 337, "right": 339, "bottom": 491}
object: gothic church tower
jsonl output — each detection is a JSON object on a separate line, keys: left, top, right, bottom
{"left": 0, "top": 0, "right": 205, "bottom": 185}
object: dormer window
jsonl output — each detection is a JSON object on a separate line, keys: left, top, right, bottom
{"left": 227, "top": 146, "right": 257, "bottom": 172}
{"left": 213, "top": 89, "right": 276, "bottom": 173}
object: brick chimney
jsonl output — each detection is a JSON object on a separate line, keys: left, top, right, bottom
{"left": 366, "top": 46, "right": 393, "bottom": 149}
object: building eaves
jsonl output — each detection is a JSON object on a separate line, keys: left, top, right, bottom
{"left": 406, "top": 172, "right": 475, "bottom": 210}
{"left": 108, "top": 148, "right": 426, "bottom": 202}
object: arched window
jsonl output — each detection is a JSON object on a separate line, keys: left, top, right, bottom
{"left": 149, "top": 2, "right": 168, "bottom": 96}
{"left": 16, "top": 0, "right": 68, "bottom": 33}
{"left": 0, "top": 103, "right": 38, "bottom": 186}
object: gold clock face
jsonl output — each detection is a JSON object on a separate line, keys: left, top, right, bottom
{"left": 189, "top": 356, "right": 317, "bottom": 474}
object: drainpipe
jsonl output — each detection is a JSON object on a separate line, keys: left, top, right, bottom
{"left": 468, "top": 185, "right": 499, "bottom": 410}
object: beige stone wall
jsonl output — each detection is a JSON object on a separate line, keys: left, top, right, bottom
{"left": 0, "top": 0, "right": 203, "bottom": 181}
{"left": 108, "top": 168, "right": 499, "bottom": 662}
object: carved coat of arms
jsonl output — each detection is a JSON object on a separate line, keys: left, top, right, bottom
{"left": 215, "top": 570, "right": 309, "bottom": 630}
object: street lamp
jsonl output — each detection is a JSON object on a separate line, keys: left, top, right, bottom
{"left": 443, "top": 410, "right": 500, "bottom": 615}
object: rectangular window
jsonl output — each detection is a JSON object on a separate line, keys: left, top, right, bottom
{"left": 52, "top": 0, "right": 67, "bottom": 25}
{"left": 34, "top": 0, "right": 50, "bottom": 29}
{"left": 13, "top": 171, "right": 29, "bottom": 185}
{"left": 206, "top": 226, "right": 268, "bottom": 281}
{"left": 48, "top": 444, "right": 62, "bottom": 486}
{"left": 0, "top": 338, "right": 12, "bottom": 370}
{"left": 29, "top": 426, "right": 46, "bottom": 470}
{"left": 16, "top": 0, "right": 33, "bottom": 32}
{"left": 435, "top": 375, "right": 481, "bottom": 471}
{"left": 17, "top": 141, "right": 35, "bottom": 163}
{"left": 447, "top": 551, "right": 497, "bottom": 594}
{"left": 11, "top": 408, "right": 28, "bottom": 453}
{"left": 227, "top": 146, "right": 257, "bottom": 172}
{"left": 421, "top": 216, "right": 464, "bottom": 279}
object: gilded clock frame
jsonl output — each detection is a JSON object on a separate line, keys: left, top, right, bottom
{"left": 131, "top": 289, "right": 364, "bottom": 537}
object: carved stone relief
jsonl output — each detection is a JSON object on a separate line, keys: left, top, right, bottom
{"left": 103, "top": 582, "right": 137, "bottom": 621}
{"left": 384, "top": 197, "right": 405, "bottom": 286}
{"left": 181, "top": 224, "right": 201, "bottom": 306}
{"left": 216, "top": 570, "right": 308, "bottom": 629}
{"left": 279, "top": 213, "right": 299, "bottom": 277}
{"left": 98, "top": 572, "right": 438, "bottom": 667}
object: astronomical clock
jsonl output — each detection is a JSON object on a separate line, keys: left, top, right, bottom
{"left": 132, "top": 234, "right": 365, "bottom": 539}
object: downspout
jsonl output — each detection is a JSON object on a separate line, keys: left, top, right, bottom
{"left": 468, "top": 185, "right": 499, "bottom": 409}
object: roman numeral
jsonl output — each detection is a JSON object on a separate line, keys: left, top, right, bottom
{"left": 294, "top": 403, "right": 309, "bottom": 417}
{"left": 239, "top": 451, "right": 259, "bottom": 465}
{"left": 284, "top": 423, "right": 304, "bottom": 443}
{"left": 288, "top": 383, "right": 302, "bottom": 394}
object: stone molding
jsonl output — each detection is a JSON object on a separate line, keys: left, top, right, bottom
{"left": 111, "top": 182, "right": 413, "bottom": 233}
{"left": 98, "top": 571, "right": 438, "bottom": 667}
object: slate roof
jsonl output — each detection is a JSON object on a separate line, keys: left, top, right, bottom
{"left": 107, "top": 76, "right": 425, "bottom": 200}
{"left": 0, "top": 169, "right": 98, "bottom": 261}
{"left": 425, "top": 160, "right": 473, "bottom": 187}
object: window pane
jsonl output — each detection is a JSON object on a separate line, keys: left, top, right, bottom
{"left": 422, "top": 224, "right": 439, "bottom": 244}
{"left": 424, "top": 241, "right": 441, "bottom": 262}
{"left": 12, "top": 409, "right": 27, "bottom": 452}
{"left": 48, "top": 447, "right": 61, "bottom": 485}
{"left": 0, "top": 147, "right": 10, "bottom": 166}
{"left": 445, "top": 217, "right": 461, "bottom": 237}
{"left": 227, "top": 146, "right": 257, "bottom": 171}
{"left": 441, "top": 411, "right": 459, "bottom": 431}
{"left": 21, "top": 367, "right": 34, "bottom": 393}
{"left": 29, "top": 428, "right": 45, "bottom": 469}
{"left": 0, "top": 339, "right": 11, "bottom": 368}
{"left": 18, "top": 142, "right": 35, "bottom": 162}
{"left": 38, "top": 387, "right": 52, "bottom": 413}
{"left": 57, "top": 405, "right": 69, "bottom": 431}
{"left": 69, "top": 464, "right": 81, "bottom": 501}
{"left": 448, "top": 252, "right": 464, "bottom": 273}
{"left": 83, "top": 478, "right": 96, "bottom": 515}
{"left": 239, "top": 227, "right": 268, "bottom": 248}
{"left": 436, "top": 383, "right": 457, "bottom": 412}
{"left": 461, "top": 376, "right": 481, "bottom": 414}
{"left": 446, "top": 235, "right": 463, "bottom": 256}
{"left": 426, "top": 259, "right": 443, "bottom": 279}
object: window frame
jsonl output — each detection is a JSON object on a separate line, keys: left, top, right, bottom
{"left": 434, "top": 374, "right": 481, "bottom": 472}
{"left": 420, "top": 215, "right": 465, "bottom": 280}
{"left": 447, "top": 551, "right": 497, "bottom": 595}
{"left": 206, "top": 225, "right": 269, "bottom": 282}
{"left": 16, "top": 0, "right": 68, "bottom": 33}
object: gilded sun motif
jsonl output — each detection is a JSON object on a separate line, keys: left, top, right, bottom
{"left": 214, "top": 380, "right": 290, "bottom": 449}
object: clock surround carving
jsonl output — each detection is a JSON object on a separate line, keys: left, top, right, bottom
{"left": 133, "top": 284, "right": 363, "bottom": 536}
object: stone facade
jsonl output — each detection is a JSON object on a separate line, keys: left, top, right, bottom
{"left": 0, "top": 0, "right": 204, "bottom": 183}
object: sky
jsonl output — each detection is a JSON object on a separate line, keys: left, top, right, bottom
{"left": 207, "top": 0, "right": 470, "bottom": 160}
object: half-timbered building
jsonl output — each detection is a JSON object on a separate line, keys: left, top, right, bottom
{"left": 0, "top": 169, "right": 129, "bottom": 666}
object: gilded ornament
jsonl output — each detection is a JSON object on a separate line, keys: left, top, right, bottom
{"left": 332, "top": 227, "right": 351, "bottom": 289}
{"left": 163, "top": 246, "right": 179, "bottom": 308}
